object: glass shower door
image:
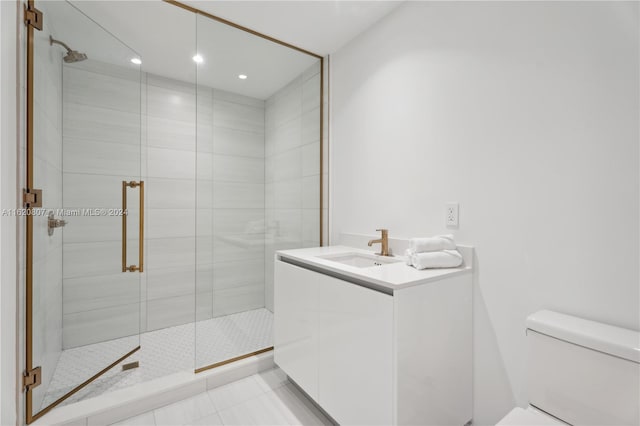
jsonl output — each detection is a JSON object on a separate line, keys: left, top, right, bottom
{"left": 26, "top": 0, "right": 142, "bottom": 422}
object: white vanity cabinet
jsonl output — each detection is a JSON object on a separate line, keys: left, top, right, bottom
{"left": 317, "top": 270, "right": 393, "bottom": 426}
{"left": 273, "top": 259, "right": 319, "bottom": 400}
{"left": 274, "top": 261, "right": 393, "bottom": 425}
{"left": 274, "top": 247, "right": 473, "bottom": 426}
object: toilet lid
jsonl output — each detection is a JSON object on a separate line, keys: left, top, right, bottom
{"left": 496, "top": 407, "right": 564, "bottom": 426}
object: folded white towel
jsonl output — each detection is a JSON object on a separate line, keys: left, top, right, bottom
{"left": 410, "top": 249, "right": 463, "bottom": 270}
{"left": 404, "top": 248, "right": 414, "bottom": 266}
{"left": 410, "top": 235, "right": 456, "bottom": 253}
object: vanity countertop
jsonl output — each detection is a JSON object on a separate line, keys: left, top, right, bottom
{"left": 277, "top": 245, "right": 473, "bottom": 292}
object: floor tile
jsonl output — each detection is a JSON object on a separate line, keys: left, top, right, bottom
{"left": 217, "top": 392, "right": 291, "bottom": 426}
{"left": 207, "top": 376, "right": 265, "bottom": 412}
{"left": 187, "top": 412, "right": 224, "bottom": 426}
{"left": 110, "top": 411, "right": 156, "bottom": 426}
{"left": 273, "top": 384, "right": 333, "bottom": 426}
{"left": 254, "top": 367, "right": 288, "bottom": 392}
{"left": 153, "top": 393, "right": 216, "bottom": 426}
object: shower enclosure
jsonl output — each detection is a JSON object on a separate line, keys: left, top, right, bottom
{"left": 24, "top": 1, "right": 324, "bottom": 423}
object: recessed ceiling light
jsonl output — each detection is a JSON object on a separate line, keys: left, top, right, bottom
{"left": 130, "top": 58, "right": 142, "bottom": 65}
{"left": 192, "top": 54, "right": 203, "bottom": 64}
{"left": 238, "top": 74, "right": 248, "bottom": 80}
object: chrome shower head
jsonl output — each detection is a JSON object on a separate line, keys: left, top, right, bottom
{"left": 49, "top": 35, "right": 87, "bottom": 63}
{"left": 63, "top": 50, "right": 88, "bottom": 63}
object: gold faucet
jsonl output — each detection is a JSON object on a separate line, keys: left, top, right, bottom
{"left": 368, "top": 229, "right": 390, "bottom": 256}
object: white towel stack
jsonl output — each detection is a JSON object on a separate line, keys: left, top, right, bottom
{"left": 405, "top": 234, "right": 463, "bottom": 269}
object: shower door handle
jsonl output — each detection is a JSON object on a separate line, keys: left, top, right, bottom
{"left": 122, "top": 180, "right": 144, "bottom": 273}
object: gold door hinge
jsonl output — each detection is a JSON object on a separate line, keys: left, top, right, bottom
{"left": 23, "top": 188, "right": 43, "bottom": 208}
{"left": 23, "top": 366, "right": 41, "bottom": 391}
{"left": 24, "top": 5, "right": 43, "bottom": 31}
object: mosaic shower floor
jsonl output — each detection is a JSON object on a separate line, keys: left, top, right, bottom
{"left": 41, "top": 308, "right": 273, "bottom": 409}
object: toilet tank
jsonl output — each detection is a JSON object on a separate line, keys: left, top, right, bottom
{"left": 526, "top": 310, "right": 640, "bottom": 426}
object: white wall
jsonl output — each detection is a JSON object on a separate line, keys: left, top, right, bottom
{"left": 1, "top": 0, "right": 20, "bottom": 424}
{"left": 330, "top": 2, "right": 639, "bottom": 424}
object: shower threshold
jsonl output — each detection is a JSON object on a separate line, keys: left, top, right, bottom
{"left": 41, "top": 308, "right": 273, "bottom": 410}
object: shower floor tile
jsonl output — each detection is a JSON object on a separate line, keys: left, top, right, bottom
{"left": 41, "top": 308, "right": 273, "bottom": 409}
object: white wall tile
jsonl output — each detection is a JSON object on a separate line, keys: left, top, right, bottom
{"left": 213, "top": 284, "right": 264, "bottom": 317}
{"left": 147, "top": 116, "right": 196, "bottom": 151}
{"left": 212, "top": 155, "right": 264, "bottom": 183}
{"left": 213, "top": 240, "right": 264, "bottom": 264}
{"left": 63, "top": 211, "right": 138, "bottom": 244}
{"left": 212, "top": 209, "right": 265, "bottom": 236}
{"left": 196, "top": 152, "right": 214, "bottom": 180}
{"left": 302, "top": 175, "right": 320, "bottom": 209}
{"left": 301, "top": 108, "right": 320, "bottom": 145}
{"left": 146, "top": 237, "right": 196, "bottom": 271}
{"left": 147, "top": 209, "right": 196, "bottom": 239}
{"left": 63, "top": 138, "right": 140, "bottom": 176}
{"left": 146, "top": 265, "right": 196, "bottom": 301}
{"left": 197, "top": 291, "right": 213, "bottom": 321}
{"left": 213, "top": 100, "right": 264, "bottom": 134}
{"left": 302, "top": 209, "right": 321, "bottom": 245}
{"left": 147, "top": 148, "right": 196, "bottom": 180}
{"left": 213, "top": 259, "right": 265, "bottom": 291}
{"left": 268, "top": 149, "right": 302, "bottom": 183}
{"left": 63, "top": 303, "right": 139, "bottom": 348}
{"left": 64, "top": 240, "right": 137, "bottom": 279}
{"left": 212, "top": 127, "right": 264, "bottom": 159}
{"left": 146, "top": 178, "right": 196, "bottom": 210}
{"left": 64, "top": 273, "right": 139, "bottom": 314}
{"left": 63, "top": 103, "right": 140, "bottom": 146}
{"left": 196, "top": 180, "right": 214, "bottom": 209}
{"left": 64, "top": 67, "right": 140, "bottom": 114}
{"left": 270, "top": 117, "right": 302, "bottom": 154}
{"left": 196, "top": 209, "right": 213, "bottom": 237}
{"left": 147, "top": 294, "right": 195, "bottom": 331}
{"left": 212, "top": 182, "right": 265, "bottom": 209}
{"left": 147, "top": 84, "right": 196, "bottom": 122}
{"left": 197, "top": 236, "right": 214, "bottom": 265}
{"left": 63, "top": 173, "right": 130, "bottom": 208}
{"left": 213, "top": 89, "right": 265, "bottom": 108}
{"left": 301, "top": 142, "right": 320, "bottom": 177}
{"left": 196, "top": 264, "right": 214, "bottom": 295}
{"left": 302, "top": 73, "right": 321, "bottom": 113}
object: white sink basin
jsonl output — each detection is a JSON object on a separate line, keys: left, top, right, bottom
{"left": 317, "top": 252, "right": 402, "bottom": 268}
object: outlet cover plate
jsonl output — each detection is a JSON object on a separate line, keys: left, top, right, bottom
{"left": 446, "top": 203, "right": 459, "bottom": 228}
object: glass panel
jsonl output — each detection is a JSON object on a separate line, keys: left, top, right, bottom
{"left": 194, "top": 13, "right": 322, "bottom": 370}
{"left": 138, "top": 2, "right": 197, "bottom": 379}
{"left": 30, "top": 0, "right": 141, "bottom": 415}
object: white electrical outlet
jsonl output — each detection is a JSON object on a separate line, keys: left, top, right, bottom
{"left": 446, "top": 203, "right": 459, "bottom": 228}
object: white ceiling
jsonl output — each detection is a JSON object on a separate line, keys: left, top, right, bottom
{"left": 48, "top": 1, "right": 402, "bottom": 99}
{"left": 181, "top": 1, "right": 404, "bottom": 56}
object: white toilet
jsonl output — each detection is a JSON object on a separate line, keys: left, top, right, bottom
{"left": 497, "top": 310, "right": 640, "bottom": 426}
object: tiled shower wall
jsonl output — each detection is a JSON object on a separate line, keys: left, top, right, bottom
{"left": 264, "top": 62, "right": 322, "bottom": 311}
{"left": 62, "top": 61, "right": 266, "bottom": 348}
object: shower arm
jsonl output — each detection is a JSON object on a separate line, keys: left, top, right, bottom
{"left": 49, "top": 36, "right": 72, "bottom": 53}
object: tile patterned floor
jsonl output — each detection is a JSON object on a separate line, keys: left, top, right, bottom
{"left": 42, "top": 309, "right": 273, "bottom": 409}
{"left": 109, "top": 368, "right": 332, "bottom": 426}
